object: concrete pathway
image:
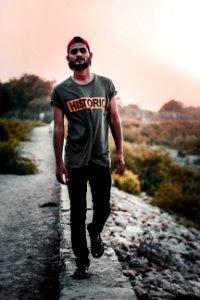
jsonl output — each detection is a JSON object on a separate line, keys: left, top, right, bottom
{"left": 0, "top": 126, "right": 60, "bottom": 300}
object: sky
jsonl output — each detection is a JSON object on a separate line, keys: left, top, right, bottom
{"left": 1, "top": 0, "right": 200, "bottom": 111}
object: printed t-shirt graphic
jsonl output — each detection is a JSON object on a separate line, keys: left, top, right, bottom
{"left": 67, "top": 97, "right": 107, "bottom": 112}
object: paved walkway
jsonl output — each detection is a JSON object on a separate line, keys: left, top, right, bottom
{"left": 0, "top": 126, "right": 60, "bottom": 300}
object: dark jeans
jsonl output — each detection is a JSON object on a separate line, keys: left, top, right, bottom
{"left": 67, "top": 161, "right": 111, "bottom": 267}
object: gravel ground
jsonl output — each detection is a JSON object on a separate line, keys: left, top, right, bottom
{"left": 0, "top": 126, "right": 60, "bottom": 300}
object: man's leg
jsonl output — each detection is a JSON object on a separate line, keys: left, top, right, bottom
{"left": 87, "top": 162, "right": 112, "bottom": 240}
{"left": 67, "top": 167, "right": 90, "bottom": 269}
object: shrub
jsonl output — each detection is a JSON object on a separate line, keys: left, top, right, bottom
{"left": 167, "top": 164, "right": 200, "bottom": 191}
{"left": 0, "top": 118, "right": 33, "bottom": 141}
{"left": 112, "top": 169, "right": 141, "bottom": 195}
{"left": 0, "top": 122, "right": 10, "bottom": 141}
{"left": 122, "top": 120, "right": 200, "bottom": 155}
{"left": 193, "top": 157, "right": 200, "bottom": 166}
{"left": 119, "top": 143, "right": 172, "bottom": 195}
{"left": 151, "top": 164, "right": 200, "bottom": 225}
{"left": 110, "top": 136, "right": 200, "bottom": 226}
{"left": 0, "top": 118, "right": 39, "bottom": 174}
{"left": 151, "top": 182, "right": 183, "bottom": 211}
{"left": 0, "top": 140, "right": 38, "bottom": 174}
{"left": 152, "top": 181, "right": 200, "bottom": 225}
{"left": 0, "top": 118, "right": 45, "bottom": 141}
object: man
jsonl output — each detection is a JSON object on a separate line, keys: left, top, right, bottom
{"left": 51, "top": 36, "right": 125, "bottom": 279}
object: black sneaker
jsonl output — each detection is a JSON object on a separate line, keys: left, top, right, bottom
{"left": 87, "top": 225, "right": 104, "bottom": 258}
{"left": 73, "top": 265, "right": 90, "bottom": 279}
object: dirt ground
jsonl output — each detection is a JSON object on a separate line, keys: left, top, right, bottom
{"left": 0, "top": 126, "right": 60, "bottom": 300}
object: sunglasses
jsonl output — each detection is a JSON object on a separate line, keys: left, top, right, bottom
{"left": 70, "top": 47, "right": 87, "bottom": 55}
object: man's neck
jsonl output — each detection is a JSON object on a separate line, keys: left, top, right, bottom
{"left": 72, "top": 69, "right": 93, "bottom": 85}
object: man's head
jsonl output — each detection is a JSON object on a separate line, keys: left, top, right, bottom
{"left": 66, "top": 36, "right": 93, "bottom": 71}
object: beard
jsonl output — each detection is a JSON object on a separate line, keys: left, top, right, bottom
{"left": 68, "top": 57, "right": 91, "bottom": 71}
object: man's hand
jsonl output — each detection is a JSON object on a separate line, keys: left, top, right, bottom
{"left": 114, "top": 154, "right": 125, "bottom": 174}
{"left": 56, "top": 161, "right": 68, "bottom": 184}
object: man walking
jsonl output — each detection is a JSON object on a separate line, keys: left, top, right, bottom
{"left": 51, "top": 36, "right": 125, "bottom": 279}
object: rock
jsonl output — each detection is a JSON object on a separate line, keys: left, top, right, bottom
{"left": 183, "top": 250, "right": 200, "bottom": 261}
{"left": 134, "top": 286, "right": 149, "bottom": 300}
{"left": 126, "top": 225, "right": 143, "bottom": 235}
{"left": 149, "top": 290, "right": 175, "bottom": 300}
{"left": 129, "top": 257, "right": 148, "bottom": 268}
{"left": 123, "top": 269, "right": 136, "bottom": 279}
{"left": 109, "top": 187, "right": 200, "bottom": 299}
{"left": 115, "top": 249, "right": 129, "bottom": 262}
{"left": 189, "top": 280, "right": 200, "bottom": 290}
{"left": 104, "top": 247, "right": 116, "bottom": 258}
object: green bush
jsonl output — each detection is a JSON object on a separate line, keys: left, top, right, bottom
{"left": 0, "top": 118, "right": 45, "bottom": 141}
{"left": 150, "top": 163, "right": 200, "bottom": 225}
{"left": 152, "top": 180, "right": 200, "bottom": 225}
{"left": 0, "top": 140, "right": 38, "bottom": 174}
{"left": 0, "top": 118, "right": 33, "bottom": 141}
{"left": 114, "top": 143, "right": 172, "bottom": 195}
{"left": 110, "top": 138, "right": 200, "bottom": 226}
{"left": 112, "top": 169, "right": 141, "bottom": 195}
{"left": 166, "top": 164, "right": 200, "bottom": 192}
{"left": 151, "top": 182, "right": 183, "bottom": 211}
{"left": 0, "top": 118, "right": 39, "bottom": 174}
{"left": 0, "top": 122, "right": 10, "bottom": 141}
{"left": 122, "top": 120, "right": 200, "bottom": 155}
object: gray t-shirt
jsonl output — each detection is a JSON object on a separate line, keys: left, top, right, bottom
{"left": 51, "top": 74, "right": 117, "bottom": 168}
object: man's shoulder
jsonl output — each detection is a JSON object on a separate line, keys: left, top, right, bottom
{"left": 53, "top": 77, "right": 72, "bottom": 92}
{"left": 94, "top": 74, "right": 112, "bottom": 84}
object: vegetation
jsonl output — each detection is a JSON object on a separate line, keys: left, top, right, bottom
{"left": 0, "top": 118, "right": 44, "bottom": 174}
{"left": 0, "top": 73, "right": 53, "bottom": 174}
{"left": 112, "top": 169, "right": 140, "bottom": 195}
{"left": 111, "top": 142, "right": 171, "bottom": 195}
{"left": 0, "top": 74, "right": 54, "bottom": 122}
{"left": 111, "top": 140, "right": 200, "bottom": 227}
{"left": 159, "top": 99, "right": 184, "bottom": 112}
{"left": 122, "top": 120, "right": 200, "bottom": 155}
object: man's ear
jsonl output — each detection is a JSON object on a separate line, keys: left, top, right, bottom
{"left": 66, "top": 55, "right": 69, "bottom": 62}
{"left": 90, "top": 52, "right": 93, "bottom": 59}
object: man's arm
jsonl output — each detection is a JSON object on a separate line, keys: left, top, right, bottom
{"left": 53, "top": 104, "right": 68, "bottom": 184}
{"left": 108, "top": 96, "right": 125, "bottom": 174}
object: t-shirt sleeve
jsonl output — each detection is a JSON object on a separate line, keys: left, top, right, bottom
{"left": 108, "top": 80, "right": 117, "bottom": 100}
{"left": 50, "top": 88, "right": 63, "bottom": 110}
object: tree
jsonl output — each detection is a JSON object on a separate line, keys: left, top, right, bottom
{"left": 0, "top": 74, "right": 55, "bottom": 119}
{"left": 0, "top": 82, "right": 16, "bottom": 113}
{"left": 159, "top": 100, "right": 184, "bottom": 112}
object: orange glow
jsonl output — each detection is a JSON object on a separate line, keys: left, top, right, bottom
{"left": 0, "top": 0, "right": 200, "bottom": 111}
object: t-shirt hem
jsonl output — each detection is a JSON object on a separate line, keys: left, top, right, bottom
{"left": 66, "top": 161, "right": 110, "bottom": 169}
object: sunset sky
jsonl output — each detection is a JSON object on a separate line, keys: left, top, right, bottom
{"left": 1, "top": 0, "right": 200, "bottom": 111}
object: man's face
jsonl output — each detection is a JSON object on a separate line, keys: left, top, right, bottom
{"left": 67, "top": 43, "right": 92, "bottom": 71}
